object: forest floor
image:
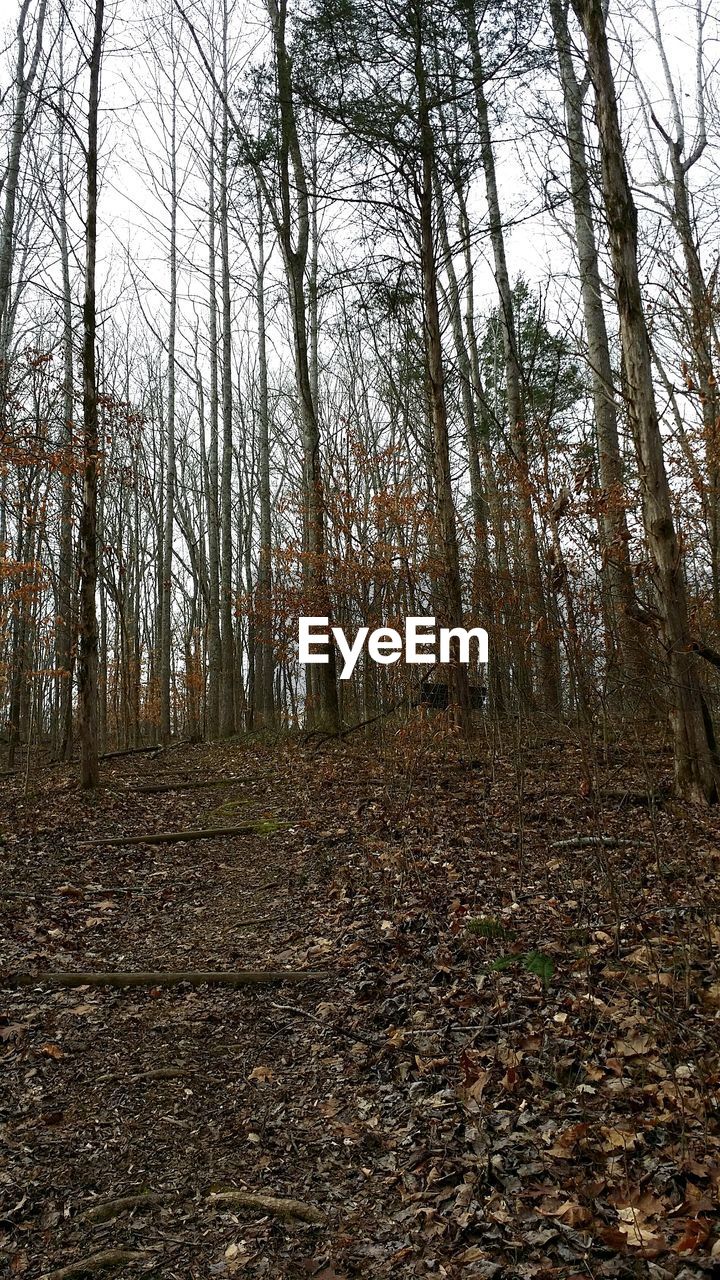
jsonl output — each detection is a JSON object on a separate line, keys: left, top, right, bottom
{"left": 1, "top": 720, "right": 719, "bottom": 1280}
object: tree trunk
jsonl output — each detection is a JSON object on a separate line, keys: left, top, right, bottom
{"left": 77, "top": 0, "right": 104, "bottom": 790}
{"left": 160, "top": 25, "right": 178, "bottom": 745}
{"left": 55, "top": 18, "right": 75, "bottom": 761}
{"left": 550, "top": 0, "right": 651, "bottom": 710}
{"left": 413, "top": 2, "right": 469, "bottom": 728}
{"left": 219, "top": 1, "right": 236, "bottom": 737}
{"left": 205, "top": 120, "right": 222, "bottom": 739}
{"left": 0, "top": 0, "right": 47, "bottom": 331}
{"left": 254, "top": 182, "right": 275, "bottom": 728}
{"left": 266, "top": 0, "right": 338, "bottom": 733}
{"left": 465, "top": 1, "right": 559, "bottom": 716}
{"left": 572, "top": 0, "right": 718, "bottom": 802}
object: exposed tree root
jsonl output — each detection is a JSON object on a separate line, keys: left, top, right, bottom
{"left": 207, "top": 1189, "right": 327, "bottom": 1223}
{"left": 549, "top": 836, "right": 636, "bottom": 850}
{"left": 130, "top": 1067, "right": 194, "bottom": 1082}
{"left": 4, "top": 969, "right": 329, "bottom": 990}
{"left": 40, "top": 1250, "right": 148, "bottom": 1279}
{"left": 77, "top": 1187, "right": 327, "bottom": 1230}
{"left": 82, "top": 1191, "right": 175, "bottom": 1222}
{"left": 80, "top": 823, "right": 279, "bottom": 846}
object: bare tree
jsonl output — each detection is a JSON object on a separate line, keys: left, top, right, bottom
{"left": 77, "top": 0, "right": 104, "bottom": 788}
{"left": 571, "top": 0, "right": 719, "bottom": 801}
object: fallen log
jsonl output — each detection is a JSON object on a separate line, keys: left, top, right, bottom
{"left": 40, "top": 1250, "right": 147, "bottom": 1280}
{"left": 207, "top": 1190, "right": 326, "bottom": 1224}
{"left": 80, "top": 823, "right": 279, "bottom": 847}
{"left": 3, "top": 969, "right": 329, "bottom": 990}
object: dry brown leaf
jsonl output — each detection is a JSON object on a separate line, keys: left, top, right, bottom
{"left": 248, "top": 1065, "right": 274, "bottom": 1083}
{"left": 673, "top": 1217, "right": 712, "bottom": 1253}
{"left": 614, "top": 1034, "right": 653, "bottom": 1057}
{"left": 552, "top": 1200, "right": 592, "bottom": 1227}
{"left": 617, "top": 1206, "right": 666, "bottom": 1253}
{"left": 39, "top": 1042, "right": 64, "bottom": 1060}
{"left": 601, "top": 1127, "right": 638, "bottom": 1152}
{"left": 465, "top": 1069, "right": 491, "bottom": 1103}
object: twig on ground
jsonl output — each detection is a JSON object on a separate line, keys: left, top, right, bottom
{"left": 80, "top": 823, "right": 284, "bottom": 847}
{"left": 549, "top": 836, "right": 636, "bottom": 850}
{"left": 3, "top": 969, "right": 330, "bottom": 990}
{"left": 130, "top": 776, "right": 250, "bottom": 794}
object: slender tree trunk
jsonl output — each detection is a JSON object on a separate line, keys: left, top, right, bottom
{"left": 77, "top": 0, "right": 104, "bottom": 789}
{"left": 572, "top": 0, "right": 718, "bottom": 802}
{"left": 266, "top": 0, "right": 338, "bottom": 733}
{"left": 160, "top": 31, "right": 178, "bottom": 745}
{"left": 0, "top": 0, "right": 47, "bottom": 331}
{"left": 433, "top": 163, "right": 491, "bottom": 616}
{"left": 56, "top": 23, "right": 75, "bottom": 761}
{"left": 413, "top": 0, "right": 469, "bottom": 729}
{"left": 550, "top": 0, "right": 651, "bottom": 709}
{"left": 668, "top": 156, "right": 720, "bottom": 616}
{"left": 206, "top": 121, "right": 222, "bottom": 739}
{"left": 219, "top": 6, "right": 235, "bottom": 736}
{"left": 254, "top": 183, "right": 274, "bottom": 728}
{"left": 465, "top": 1, "right": 559, "bottom": 716}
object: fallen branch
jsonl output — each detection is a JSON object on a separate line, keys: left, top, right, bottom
{"left": 131, "top": 776, "right": 249, "bottom": 794}
{"left": 207, "top": 1189, "right": 326, "bottom": 1224}
{"left": 83, "top": 1191, "right": 176, "bottom": 1223}
{"left": 549, "top": 836, "right": 635, "bottom": 850}
{"left": 0, "top": 884, "right": 156, "bottom": 899}
{"left": 3, "top": 969, "right": 329, "bottom": 990}
{"left": 130, "top": 1067, "right": 194, "bottom": 1082}
{"left": 599, "top": 789, "right": 662, "bottom": 806}
{"left": 80, "top": 823, "right": 280, "bottom": 847}
{"left": 99, "top": 746, "right": 157, "bottom": 760}
{"left": 40, "top": 1250, "right": 148, "bottom": 1280}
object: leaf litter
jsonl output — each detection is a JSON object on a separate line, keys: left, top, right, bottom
{"left": 0, "top": 729, "right": 718, "bottom": 1277}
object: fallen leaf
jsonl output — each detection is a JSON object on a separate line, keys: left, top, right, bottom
{"left": 554, "top": 1200, "right": 592, "bottom": 1227}
{"left": 673, "top": 1217, "right": 711, "bottom": 1253}
{"left": 614, "top": 1034, "right": 653, "bottom": 1057}
{"left": 39, "top": 1043, "right": 64, "bottom": 1060}
{"left": 248, "top": 1064, "right": 274, "bottom": 1083}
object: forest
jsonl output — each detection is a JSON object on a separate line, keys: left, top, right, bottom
{"left": 1, "top": 0, "right": 719, "bottom": 1277}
